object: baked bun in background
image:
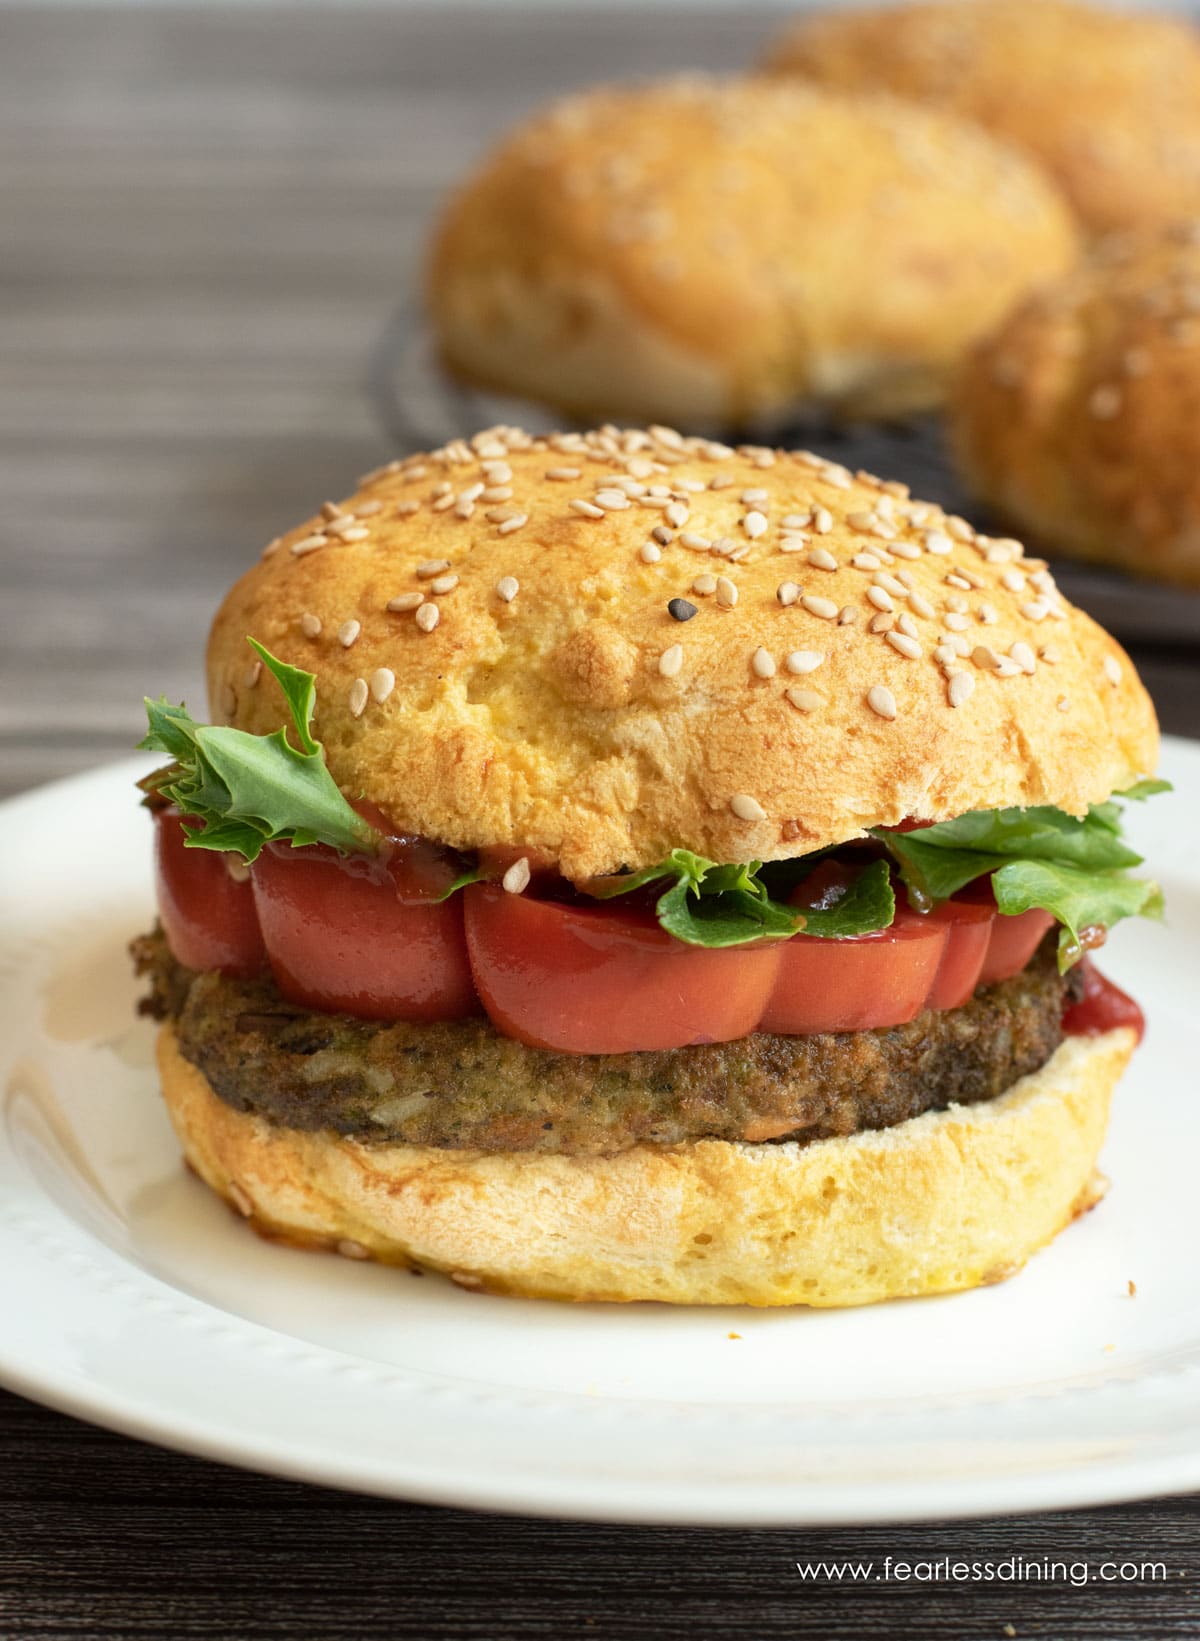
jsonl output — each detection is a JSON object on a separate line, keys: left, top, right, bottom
{"left": 952, "top": 223, "right": 1200, "bottom": 591}
{"left": 211, "top": 425, "right": 1157, "bottom": 883}
{"left": 158, "top": 1022, "right": 1133, "bottom": 1306}
{"left": 426, "top": 76, "right": 1077, "bottom": 428}
{"left": 761, "top": 0, "right": 1200, "bottom": 237}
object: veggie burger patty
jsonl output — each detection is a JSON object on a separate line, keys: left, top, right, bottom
{"left": 134, "top": 927, "right": 1073, "bottom": 1157}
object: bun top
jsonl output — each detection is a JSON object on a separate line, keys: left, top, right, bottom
{"left": 762, "top": 0, "right": 1200, "bottom": 236}
{"left": 952, "top": 221, "right": 1200, "bottom": 590}
{"left": 428, "top": 74, "right": 1077, "bottom": 425}
{"left": 209, "top": 426, "right": 1158, "bottom": 881}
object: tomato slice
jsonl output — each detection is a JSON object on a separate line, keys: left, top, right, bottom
{"left": 759, "top": 863, "right": 947, "bottom": 1034}
{"left": 463, "top": 884, "right": 782, "bottom": 1052}
{"left": 980, "top": 908, "right": 1056, "bottom": 985}
{"left": 251, "top": 841, "right": 478, "bottom": 1022}
{"left": 154, "top": 809, "right": 266, "bottom": 978}
{"left": 1063, "top": 960, "right": 1145, "bottom": 1043}
{"left": 925, "top": 897, "right": 993, "bottom": 1010}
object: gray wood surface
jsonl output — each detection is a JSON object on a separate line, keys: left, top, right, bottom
{"left": 1, "top": 7, "right": 1199, "bottom": 1638}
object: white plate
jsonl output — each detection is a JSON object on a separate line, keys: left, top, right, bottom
{"left": 1, "top": 745, "right": 1198, "bottom": 1525}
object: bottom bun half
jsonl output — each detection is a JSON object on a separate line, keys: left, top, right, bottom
{"left": 156, "top": 1023, "right": 1134, "bottom": 1308}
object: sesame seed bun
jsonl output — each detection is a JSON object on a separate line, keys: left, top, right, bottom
{"left": 208, "top": 427, "right": 1158, "bottom": 883}
{"left": 952, "top": 224, "right": 1200, "bottom": 591}
{"left": 426, "top": 75, "right": 1077, "bottom": 426}
{"left": 156, "top": 1021, "right": 1133, "bottom": 1306}
{"left": 761, "top": 0, "right": 1200, "bottom": 237}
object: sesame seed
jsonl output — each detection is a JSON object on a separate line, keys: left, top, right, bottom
{"left": 502, "top": 857, "right": 531, "bottom": 895}
{"left": 1001, "top": 569, "right": 1027, "bottom": 593}
{"left": 679, "top": 532, "right": 712, "bottom": 552}
{"left": 948, "top": 671, "right": 975, "bottom": 709}
{"left": 889, "top": 541, "right": 921, "bottom": 561}
{"left": 299, "top": 613, "right": 322, "bottom": 637}
{"left": 875, "top": 571, "right": 907, "bottom": 596}
{"left": 852, "top": 553, "right": 882, "bottom": 570}
{"left": 785, "top": 650, "right": 824, "bottom": 674}
{"left": 716, "top": 576, "right": 738, "bottom": 609}
{"left": 497, "top": 513, "right": 528, "bottom": 536}
{"left": 651, "top": 525, "right": 674, "bottom": 546}
{"left": 262, "top": 537, "right": 282, "bottom": 558}
{"left": 886, "top": 631, "right": 922, "bottom": 660}
{"left": 867, "top": 685, "right": 897, "bottom": 721}
{"left": 801, "top": 595, "right": 838, "bottom": 620}
{"left": 714, "top": 537, "right": 744, "bottom": 560}
{"left": 751, "top": 647, "right": 777, "bottom": 679}
{"left": 1010, "top": 641, "right": 1037, "bottom": 674}
{"left": 1020, "top": 600, "right": 1049, "bottom": 622}
{"left": 946, "top": 517, "right": 975, "bottom": 542}
{"left": 415, "top": 603, "right": 440, "bottom": 633}
{"left": 867, "top": 586, "right": 894, "bottom": 613}
{"left": 370, "top": 667, "right": 395, "bottom": 704}
{"left": 348, "top": 679, "right": 368, "bottom": 718}
{"left": 387, "top": 592, "right": 424, "bottom": 613}
{"left": 923, "top": 530, "right": 953, "bottom": 555}
{"left": 742, "top": 510, "right": 769, "bottom": 539}
{"left": 784, "top": 687, "right": 822, "bottom": 713}
{"left": 1057, "top": 696, "right": 1071, "bottom": 712}
{"left": 869, "top": 613, "right": 894, "bottom": 634}
{"left": 847, "top": 510, "right": 878, "bottom": 534}
{"left": 481, "top": 486, "right": 513, "bottom": 503}
{"left": 668, "top": 598, "right": 698, "bottom": 623}
{"left": 416, "top": 559, "right": 451, "bottom": 579}
{"left": 396, "top": 500, "right": 420, "bottom": 517}
{"left": 781, "top": 512, "right": 811, "bottom": 529}
{"left": 482, "top": 463, "right": 513, "bottom": 484}
{"left": 692, "top": 574, "right": 717, "bottom": 596}
{"left": 545, "top": 466, "right": 581, "bottom": 481}
{"left": 431, "top": 493, "right": 456, "bottom": 513}
{"left": 425, "top": 573, "right": 456, "bottom": 596}
{"left": 665, "top": 501, "right": 689, "bottom": 528}
{"left": 1104, "top": 656, "right": 1122, "bottom": 687}
{"left": 730, "top": 793, "right": 766, "bottom": 822}
{"left": 896, "top": 613, "right": 920, "bottom": 640}
{"left": 908, "top": 591, "right": 935, "bottom": 619}
{"left": 978, "top": 603, "right": 999, "bottom": 625}
{"left": 972, "top": 645, "right": 1001, "bottom": 671}
{"left": 320, "top": 501, "right": 342, "bottom": 520}
{"left": 338, "top": 619, "right": 361, "bottom": 649}
{"left": 940, "top": 633, "right": 970, "bottom": 656}
{"left": 945, "top": 574, "right": 972, "bottom": 591}
{"left": 740, "top": 488, "right": 769, "bottom": 505}
{"left": 226, "top": 856, "right": 251, "bottom": 884}
{"left": 594, "top": 489, "right": 631, "bottom": 510}
{"left": 943, "top": 612, "right": 971, "bottom": 632}
{"left": 778, "top": 534, "right": 808, "bottom": 553}
{"left": 291, "top": 534, "right": 327, "bottom": 556}
{"left": 1040, "top": 645, "right": 1061, "bottom": 664}
{"left": 807, "top": 547, "right": 838, "bottom": 571}
{"left": 640, "top": 542, "right": 662, "bottom": 564}
{"left": 812, "top": 507, "right": 833, "bottom": 534}
{"left": 933, "top": 644, "right": 958, "bottom": 667}
{"left": 658, "top": 644, "right": 684, "bottom": 678}
{"left": 570, "top": 499, "right": 605, "bottom": 519}
{"left": 495, "top": 576, "right": 519, "bottom": 603}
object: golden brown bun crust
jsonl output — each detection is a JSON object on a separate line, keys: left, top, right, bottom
{"left": 157, "top": 1023, "right": 1133, "bottom": 1307}
{"left": 953, "top": 224, "right": 1200, "bottom": 590}
{"left": 762, "top": 0, "right": 1200, "bottom": 236}
{"left": 208, "top": 428, "right": 1158, "bottom": 880}
{"left": 427, "top": 76, "right": 1077, "bottom": 424}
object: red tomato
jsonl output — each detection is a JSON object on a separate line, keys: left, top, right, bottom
{"left": 760, "top": 863, "right": 947, "bottom": 1034}
{"left": 925, "top": 898, "right": 993, "bottom": 1010}
{"left": 154, "top": 809, "right": 266, "bottom": 978}
{"left": 980, "top": 909, "right": 1056, "bottom": 985}
{"left": 1063, "top": 960, "right": 1145, "bottom": 1043}
{"left": 251, "top": 841, "right": 478, "bottom": 1022}
{"left": 463, "top": 884, "right": 782, "bottom": 1052}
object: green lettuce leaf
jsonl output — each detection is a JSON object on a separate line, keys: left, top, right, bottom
{"left": 139, "top": 639, "right": 380, "bottom": 861}
{"left": 872, "top": 783, "right": 1168, "bottom": 969}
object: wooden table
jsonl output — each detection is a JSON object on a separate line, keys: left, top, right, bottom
{"left": 2, "top": 8, "right": 1198, "bottom": 1636}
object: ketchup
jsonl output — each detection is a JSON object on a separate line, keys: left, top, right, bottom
{"left": 1063, "top": 959, "right": 1145, "bottom": 1044}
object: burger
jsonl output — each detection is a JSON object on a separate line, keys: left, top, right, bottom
{"left": 133, "top": 425, "right": 1165, "bottom": 1307}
